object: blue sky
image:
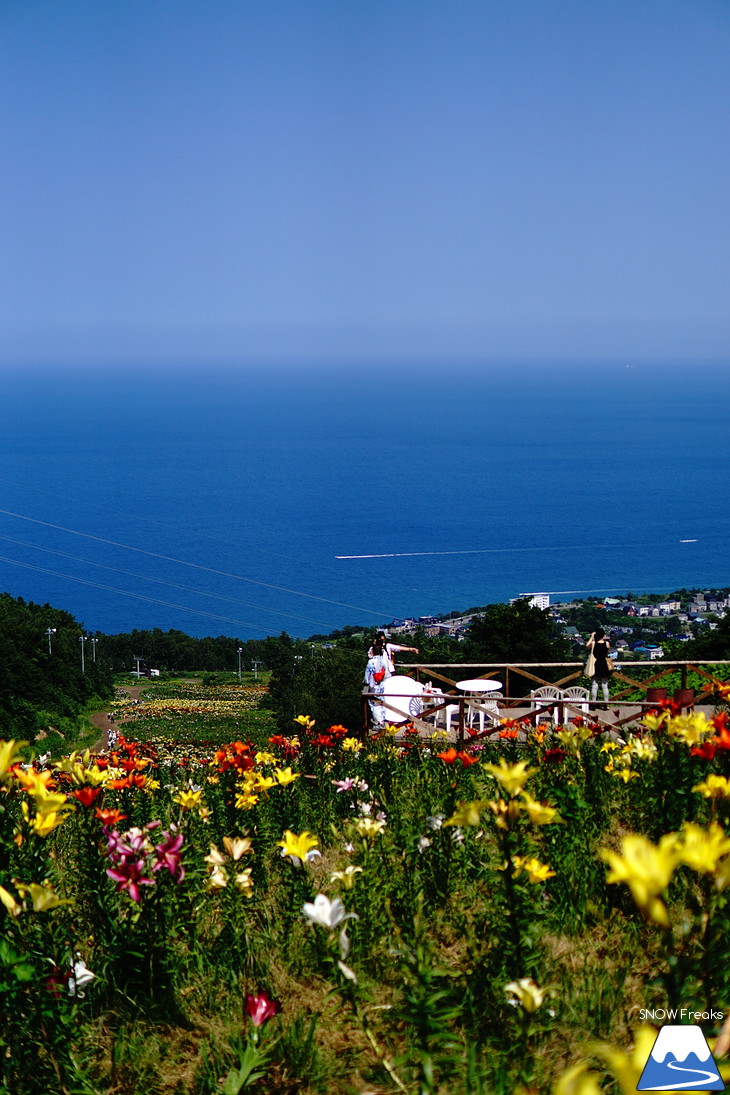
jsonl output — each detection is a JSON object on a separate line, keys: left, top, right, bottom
{"left": 1, "top": 0, "right": 729, "bottom": 364}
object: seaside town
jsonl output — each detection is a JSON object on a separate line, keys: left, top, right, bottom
{"left": 383, "top": 587, "right": 730, "bottom": 660}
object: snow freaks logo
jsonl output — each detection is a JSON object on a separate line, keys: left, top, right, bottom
{"left": 636, "top": 1024, "right": 725, "bottom": 1091}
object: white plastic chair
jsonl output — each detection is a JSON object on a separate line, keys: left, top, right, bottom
{"left": 444, "top": 693, "right": 503, "bottom": 735}
{"left": 420, "top": 687, "right": 445, "bottom": 725}
{"left": 467, "top": 692, "right": 503, "bottom": 734}
{"left": 562, "top": 686, "right": 590, "bottom": 721}
{"left": 530, "top": 686, "right": 562, "bottom": 725}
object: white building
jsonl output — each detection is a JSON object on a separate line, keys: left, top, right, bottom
{"left": 512, "top": 592, "right": 550, "bottom": 610}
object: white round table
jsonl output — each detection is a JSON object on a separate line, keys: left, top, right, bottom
{"left": 381, "top": 675, "right": 424, "bottom": 723}
{"left": 456, "top": 678, "right": 503, "bottom": 693}
{"left": 456, "top": 678, "right": 503, "bottom": 733}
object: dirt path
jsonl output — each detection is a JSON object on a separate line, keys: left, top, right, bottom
{"left": 90, "top": 685, "right": 149, "bottom": 752}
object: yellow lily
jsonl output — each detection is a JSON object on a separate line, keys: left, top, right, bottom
{"left": 504, "top": 977, "right": 546, "bottom": 1013}
{"left": 330, "top": 865, "right": 363, "bottom": 889}
{"left": 15, "top": 881, "right": 73, "bottom": 913}
{"left": 13, "top": 767, "right": 57, "bottom": 796}
{"left": 0, "top": 740, "right": 28, "bottom": 784}
{"left": 589, "top": 1024, "right": 660, "bottom": 1095}
{"left": 0, "top": 884, "right": 22, "bottom": 918}
{"left": 552, "top": 1062, "right": 602, "bottom": 1095}
{"left": 624, "top": 737, "right": 658, "bottom": 762}
{"left": 693, "top": 774, "right": 730, "bottom": 798}
{"left": 254, "top": 751, "right": 278, "bottom": 765}
{"left": 676, "top": 821, "right": 730, "bottom": 874}
{"left": 665, "top": 711, "right": 714, "bottom": 746}
{"left": 173, "top": 788, "right": 203, "bottom": 810}
{"left": 30, "top": 810, "right": 73, "bottom": 838}
{"left": 520, "top": 792, "right": 562, "bottom": 826}
{"left": 512, "top": 855, "right": 556, "bottom": 884}
{"left": 56, "top": 751, "right": 109, "bottom": 786}
{"left": 445, "top": 800, "right": 487, "bottom": 828}
{"left": 483, "top": 758, "right": 536, "bottom": 797}
{"left": 249, "top": 773, "right": 276, "bottom": 792}
{"left": 274, "top": 767, "right": 300, "bottom": 786}
{"left": 601, "top": 833, "right": 679, "bottom": 927}
{"left": 643, "top": 712, "right": 668, "bottom": 732}
{"left": 278, "top": 830, "right": 320, "bottom": 863}
{"left": 354, "top": 817, "right": 386, "bottom": 839}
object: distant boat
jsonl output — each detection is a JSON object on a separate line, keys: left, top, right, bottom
{"left": 679, "top": 538, "right": 698, "bottom": 543}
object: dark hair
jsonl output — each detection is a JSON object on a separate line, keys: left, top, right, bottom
{"left": 371, "top": 640, "right": 384, "bottom": 656}
{"left": 594, "top": 628, "right": 606, "bottom": 641}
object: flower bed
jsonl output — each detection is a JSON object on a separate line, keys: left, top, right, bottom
{"left": 3, "top": 692, "right": 730, "bottom": 1093}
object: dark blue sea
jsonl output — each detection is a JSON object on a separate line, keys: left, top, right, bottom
{"left": 1, "top": 360, "right": 728, "bottom": 639}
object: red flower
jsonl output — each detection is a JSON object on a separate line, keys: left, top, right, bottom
{"left": 245, "top": 991, "right": 281, "bottom": 1027}
{"left": 95, "top": 808, "right": 128, "bottom": 826}
{"left": 713, "top": 711, "right": 729, "bottom": 733}
{"left": 543, "top": 748, "right": 568, "bottom": 764}
{"left": 437, "top": 748, "right": 479, "bottom": 767}
{"left": 215, "top": 740, "right": 255, "bottom": 773}
{"left": 70, "top": 787, "right": 102, "bottom": 806}
{"left": 268, "top": 734, "right": 301, "bottom": 759}
{"left": 311, "top": 734, "right": 334, "bottom": 748}
{"left": 326, "top": 724, "right": 349, "bottom": 739}
{"left": 690, "top": 742, "right": 717, "bottom": 760}
{"left": 45, "top": 964, "right": 71, "bottom": 998}
{"left": 107, "top": 773, "right": 146, "bottom": 790}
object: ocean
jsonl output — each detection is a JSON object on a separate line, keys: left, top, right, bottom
{"left": 0, "top": 360, "right": 728, "bottom": 639}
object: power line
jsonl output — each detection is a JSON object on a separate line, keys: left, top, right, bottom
{"left": 0, "top": 554, "right": 283, "bottom": 635}
{"left": 0, "top": 508, "right": 391, "bottom": 619}
{"left": 0, "top": 533, "right": 333, "bottom": 629}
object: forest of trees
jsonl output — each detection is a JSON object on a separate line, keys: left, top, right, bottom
{"left": 0, "top": 594, "right": 113, "bottom": 741}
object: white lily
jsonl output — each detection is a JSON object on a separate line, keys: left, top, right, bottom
{"left": 302, "top": 893, "right": 357, "bottom": 930}
{"left": 68, "top": 956, "right": 95, "bottom": 997}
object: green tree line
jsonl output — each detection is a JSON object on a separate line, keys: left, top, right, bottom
{"left": 0, "top": 593, "right": 113, "bottom": 741}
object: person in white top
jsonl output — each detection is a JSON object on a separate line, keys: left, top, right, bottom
{"left": 368, "top": 631, "right": 419, "bottom": 674}
{"left": 363, "top": 640, "right": 390, "bottom": 729}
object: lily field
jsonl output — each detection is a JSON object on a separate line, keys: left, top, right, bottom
{"left": 2, "top": 678, "right": 730, "bottom": 1094}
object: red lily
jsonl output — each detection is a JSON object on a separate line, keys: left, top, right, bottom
{"left": 70, "top": 787, "right": 101, "bottom": 806}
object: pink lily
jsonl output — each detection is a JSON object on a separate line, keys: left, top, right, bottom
{"left": 244, "top": 990, "right": 281, "bottom": 1027}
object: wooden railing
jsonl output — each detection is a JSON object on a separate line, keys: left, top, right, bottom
{"left": 363, "top": 660, "right": 730, "bottom": 740}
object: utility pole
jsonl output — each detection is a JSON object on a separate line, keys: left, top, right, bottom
{"left": 45, "top": 627, "right": 56, "bottom": 654}
{"left": 252, "top": 659, "right": 262, "bottom": 681}
{"left": 79, "top": 635, "right": 87, "bottom": 673}
{"left": 237, "top": 647, "right": 243, "bottom": 682}
{"left": 91, "top": 637, "right": 99, "bottom": 663}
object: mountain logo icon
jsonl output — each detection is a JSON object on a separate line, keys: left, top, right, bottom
{"left": 637, "top": 1025, "right": 725, "bottom": 1091}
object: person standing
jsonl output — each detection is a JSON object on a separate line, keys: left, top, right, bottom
{"left": 369, "top": 632, "right": 419, "bottom": 674}
{"left": 586, "top": 628, "right": 612, "bottom": 704}
{"left": 363, "top": 639, "right": 390, "bottom": 729}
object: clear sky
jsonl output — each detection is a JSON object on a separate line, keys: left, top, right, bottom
{"left": 1, "top": 0, "right": 729, "bottom": 364}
